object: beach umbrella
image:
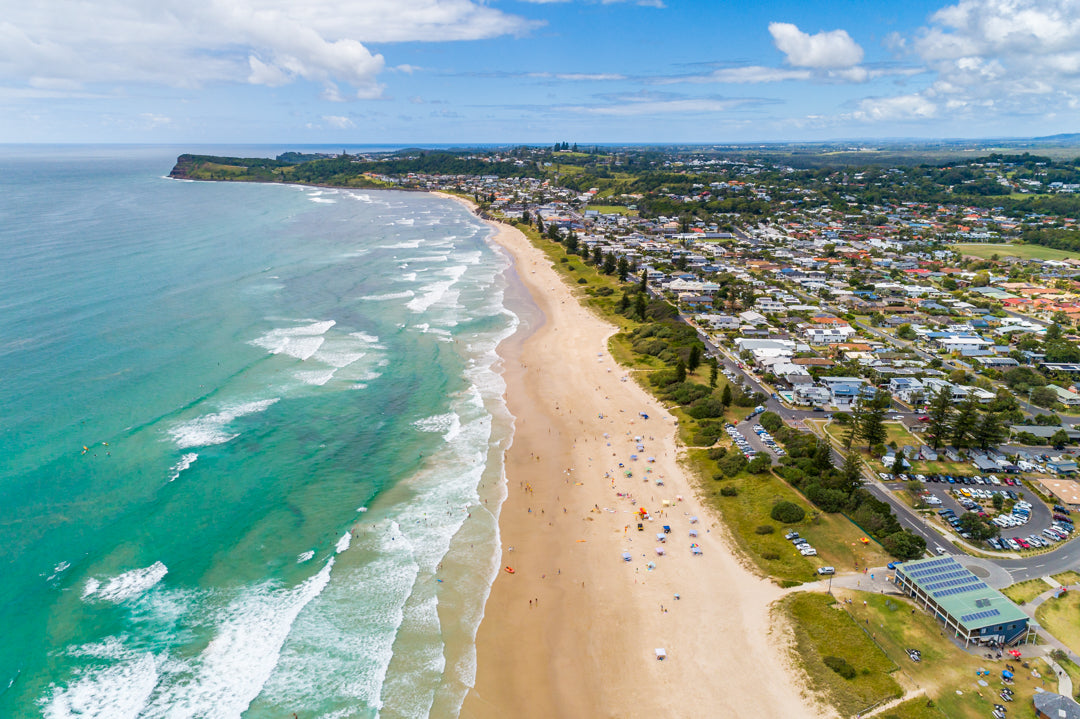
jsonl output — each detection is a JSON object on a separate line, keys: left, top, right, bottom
{"left": 1002, "top": 670, "right": 1013, "bottom": 679}
{"left": 689, "top": 529, "right": 698, "bottom": 537}
{"left": 689, "top": 516, "right": 698, "bottom": 524}
{"left": 647, "top": 457, "right": 656, "bottom": 463}
{"left": 655, "top": 547, "right": 665, "bottom": 556}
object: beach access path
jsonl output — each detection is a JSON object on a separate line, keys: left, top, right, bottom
{"left": 447, "top": 198, "right": 824, "bottom": 719}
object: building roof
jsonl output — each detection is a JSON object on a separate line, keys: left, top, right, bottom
{"left": 896, "top": 556, "right": 1028, "bottom": 632}
{"left": 1034, "top": 692, "right": 1080, "bottom": 719}
{"left": 1033, "top": 477, "right": 1080, "bottom": 506}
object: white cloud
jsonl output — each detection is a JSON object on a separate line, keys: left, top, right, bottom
{"left": 769, "top": 22, "right": 864, "bottom": 69}
{"left": 527, "top": 72, "right": 627, "bottom": 81}
{"left": 663, "top": 66, "right": 813, "bottom": 85}
{"left": 0, "top": 1, "right": 538, "bottom": 100}
{"left": 566, "top": 95, "right": 752, "bottom": 116}
{"left": 849, "top": 0, "right": 1080, "bottom": 124}
{"left": 322, "top": 115, "right": 355, "bottom": 129}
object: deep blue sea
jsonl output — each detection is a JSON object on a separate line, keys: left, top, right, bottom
{"left": 0, "top": 146, "right": 517, "bottom": 718}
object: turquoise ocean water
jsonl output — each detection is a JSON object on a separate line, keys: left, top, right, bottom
{"left": 0, "top": 147, "right": 518, "bottom": 718}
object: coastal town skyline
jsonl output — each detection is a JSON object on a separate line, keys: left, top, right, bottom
{"left": 5, "top": 0, "right": 1080, "bottom": 144}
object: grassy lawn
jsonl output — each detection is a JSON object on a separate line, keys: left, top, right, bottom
{"left": 586, "top": 204, "right": 639, "bottom": 216}
{"left": 688, "top": 449, "right": 889, "bottom": 585}
{"left": 884, "top": 697, "right": 949, "bottom": 719}
{"left": 1002, "top": 578, "right": 1052, "bottom": 605}
{"left": 836, "top": 589, "right": 1049, "bottom": 719}
{"left": 1052, "top": 570, "right": 1080, "bottom": 587}
{"left": 779, "top": 592, "right": 902, "bottom": 716}
{"left": 1035, "top": 591, "right": 1080, "bottom": 656}
{"left": 950, "top": 243, "right": 1078, "bottom": 261}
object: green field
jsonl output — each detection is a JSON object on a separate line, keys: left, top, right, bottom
{"left": 950, "top": 243, "right": 1077, "bottom": 261}
{"left": 779, "top": 592, "right": 902, "bottom": 716}
{"left": 587, "top": 204, "right": 639, "bottom": 216}
{"left": 1035, "top": 591, "right": 1080, "bottom": 656}
{"left": 1002, "top": 578, "right": 1052, "bottom": 604}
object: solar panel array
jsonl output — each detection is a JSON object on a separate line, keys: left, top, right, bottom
{"left": 935, "top": 582, "right": 987, "bottom": 598}
{"left": 960, "top": 608, "right": 1001, "bottom": 623}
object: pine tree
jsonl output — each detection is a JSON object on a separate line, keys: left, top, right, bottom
{"left": 926, "top": 385, "right": 954, "bottom": 450}
{"left": 617, "top": 256, "right": 629, "bottom": 282}
{"left": 859, "top": 403, "right": 888, "bottom": 449}
{"left": 536, "top": 216, "right": 544, "bottom": 233}
{"left": 843, "top": 402, "right": 864, "bottom": 450}
{"left": 617, "top": 291, "right": 631, "bottom": 314}
{"left": 633, "top": 293, "right": 647, "bottom": 321}
{"left": 675, "top": 359, "right": 687, "bottom": 384}
{"left": 840, "top": 451, "right": 863, "bottom": 494}
{"left": 721, "top": 383, "right": 733, "bottom": 407}
{"left": 892, "top": 452, "right": 906, "bottom": 475}
{"left": 709, "top": 359, "right": 719, "bottom": 389}
{"left": 813, "top": 439, "right": 834, "bottom": 472}
{"left": 972, "top": 411, "right": 1005, "bottom": 450}
{"left": 592, "top": 246, "right": 603, "bottom": 265}
{"left": 687, "top": 345, "right": 702, "bottom": 373}
{"left": 603, "top": 253, "right": 616, "bottom": 275}
{"left": 950, "top": 395, "right": 980, "bottom": 450}
{"left": 639, "top": 269, "right": 648, "bottom": 294}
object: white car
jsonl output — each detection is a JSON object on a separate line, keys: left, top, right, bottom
{"left": 800, "top": 547, "right": 818, "bottom": 556}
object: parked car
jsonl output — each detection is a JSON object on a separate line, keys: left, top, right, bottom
{"left": 817, "top": 566, "right": 835, "bottom": 575}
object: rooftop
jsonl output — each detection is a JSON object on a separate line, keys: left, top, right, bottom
{"left": 896, "top": 556, "right": 1028, "bottom": 632}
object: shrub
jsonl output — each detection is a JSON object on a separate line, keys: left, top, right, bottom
{"left": 718, "top": 451, "right": 748, "bottom": 477}
{"left": 770, "top": 500, "right": 806, "bottom": 524}
{"left": 707, "top": 446, "right": 728, "bottom": 461}
{"left": 559, "top": 257, "right": 568, "bottom": 263}
{"left": 755, "top": 525, "right": 775, "bottom": 535}
{"left": 577, "top": 277, "right": 587, "bottom": 284}
{"left": 748, "top": 455, "right": 772, "bottom": 474}
{"left": 759, "top": 411, "right": 782, "bottom": 432}
{"left": 687, "top": 397, "right": 725, "bottom": 419}
{"left": 595, "top": 286, "right": 613, "bottom": 296}
{"left": 823, "top": 656, "right": 856, "bottom": 680}
{"left": 761, "top": 551, "right": 780, "bottom": 560}
{"left": 693, "top": 429, "right": 721, "bottom": 446}
{"left": 720, "top": 486, "right": 738, "bottom": 496}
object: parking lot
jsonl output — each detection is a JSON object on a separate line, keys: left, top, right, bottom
{"left": 881, "top": 472, "right": 1073, "bottom": 552}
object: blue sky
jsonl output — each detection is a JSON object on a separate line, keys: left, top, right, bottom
{"left": 4, "top": 0, "right": 1079, "bottom": 144}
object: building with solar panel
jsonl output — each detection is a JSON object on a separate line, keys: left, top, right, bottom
{"left": 892, "top": 556, "right": 1032, "bottom": 647}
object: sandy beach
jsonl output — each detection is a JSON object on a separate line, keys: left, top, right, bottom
{"left": 439, "top": 194, "right": 822, "bottom": 719}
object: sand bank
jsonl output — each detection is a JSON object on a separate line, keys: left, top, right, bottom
{"left": 435, "top": 193, "right": 822, "bottom": 719}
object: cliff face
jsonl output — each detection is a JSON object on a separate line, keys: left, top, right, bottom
{"left": 167, "top": 154, "right": 387, "bottom": 189}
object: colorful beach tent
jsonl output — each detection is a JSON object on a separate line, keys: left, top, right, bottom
{"left": 622, "top": 552, "right": 632, "bottom": 562}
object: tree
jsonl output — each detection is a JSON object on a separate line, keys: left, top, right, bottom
{"left": 759, "top": 411, "right": 782, "bottom": 433}
{"left": 748, "top": 455, "right": 772, "bottom": 473}
{"left": 675, "top": 359, "right": 687, "bottom": 384}
{"left": 882, "top": 530, "right": 926, "bottom": 560}
{"left": 958, "top": 512, "right": 999, "bottom": 541}
{"left": 603, "top": 252, "right": 616, "bottom": 275}
{"left": 859, "top": 403, "right": 888, "bottom": 449}
{"left": 687, "top": 345, "right": 702, "bottom": 373}
{"left": 895, "top": 323, "right": 917, "bottom": 341}
{"left": 709, "top": 359, "right": 719, "bottom": 389}
{"left": 950, "top": 395, "right": 980, "bottom": 449}
{"left": 1050, "top": 429, "right": 1071, "bottom": 449}
{"left": 840, "top": 451, "right": 863, "bottom": 494}
{"left": 536, "top": 215, "right": 544, "bottom": 233}
{"left": 633, "top": 293, "right": 647, "bottom": 321}
{"left": 770, "top": 501, "right": 805, "bottom": 524}
{"left": 972, "top": 411, "right": 1006, "bottom": 450}
{"left": 1030, "top": 386, "right": 1059, "bottom": 408}
{"left": 592, "top": 246, "right": 603, "bottom": 265}
{"left": 564, "top": 232, "right": 579, "bottom": 254}
{"left": 891, "top": 452, "right": 906, "bottom": 475}
{"left": 844, "top": 402, "right": 864, "bottom": 450}
{"left": 721, "top": 383, "right": 733, "bottom": 407}
{"left": 718, "top": 451, "right": 747, "bottom": 477}
{"left": 617, "top": 291, "right": 631, "bottom": 313}
{"left": 617, "top": 256, "right": 629, "bottom": 282}
{"left": 812, "top": 439, "right": 834, "bottom": 473}
{"left": 992, "top": 493, "right": 1004, "bottom": 511}
{"left": 926, "top": 385, "right": 954, "bottom": 449}
{"left": 1046, "top": 323, "right": 1063, "bottom": 341}
{"left": 639, "top": 269, "right": 648, "bottom": 294}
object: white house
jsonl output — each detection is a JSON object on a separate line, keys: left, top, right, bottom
{"left": 802, "top": 326, "right": 856, "bottom": 345}
{"left": 888, "top": 377, "right": 925, "bottom": 405}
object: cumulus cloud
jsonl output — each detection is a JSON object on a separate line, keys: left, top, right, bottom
{"left": 322, "top": 115, "right": 355, "bottom": 129}
{"left": 848, "top": 0, "right": 1080, "bottom": 123}
{"left": 0, "top": 0, "right": 538, "bottom": 99}
{"left": 769, "top": 22, "right": 864, "bottom": 69}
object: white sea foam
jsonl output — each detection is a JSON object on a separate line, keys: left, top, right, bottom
{"left": 297, "top": 551, "right": 315, "bottom": 564}
{"left": 294, "top": 369, "right": 337, "bottom": 386}
{"left": 146, "top": 560, "right": 335, "bottom": 718}
{"left": 335, "top": 532, "right": 351, "bottom": 554}
{"left": 169, "top": 399, "right": 279, "bottom": 449}
{"left": 308, "top": 197, "right": 336, "bottom": 204}
{"left": 405, "top": 265, "right": 468, "bottom": 314}
{"left": 394, "top": 218, "right": 415, "bottom": 226}
{"left": 47, "top": 561, "right": 71, "bottom": 582}
{"left": 359, "top": 291, "right": 414, "bottom": 302}
{"left": 83, "top": 562, "right": 168, "bottom": 603}
{"left": 167, "top": 453, "right": 198, "bottom": 482}
{"left": 400, "top": 271, "right": 417, "bottom": 282}
{"left": 413, "top": 412, "right": 461, "bottom": 443}
{"left": 41, "top": 651, "right": 160, "bottom": 719}
{"left": 250, "top": 320, "right": 336, "bottom": 361}
{"left": 379, "top": 240, "right": 421, "bottom": 249}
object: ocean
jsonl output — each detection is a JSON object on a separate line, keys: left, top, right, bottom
{"left": 0, "top": 146, "right": 521, "bottom": 718}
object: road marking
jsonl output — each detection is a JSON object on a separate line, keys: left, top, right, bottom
{"left": 1035, "top": 563, "right": 1045, "bottom": 568}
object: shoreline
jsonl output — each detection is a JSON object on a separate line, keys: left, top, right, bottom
{"left": 436, "top": 192, "right": 822, "bottom": 718}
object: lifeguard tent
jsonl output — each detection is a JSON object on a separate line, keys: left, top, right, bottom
{"left": 892, "top": 556, "right": 1032, "bottom": 647}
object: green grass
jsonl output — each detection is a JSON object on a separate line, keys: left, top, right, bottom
{"left": 1036, "top": 590, "right": 1080, "bottom": 656}
{"left": 881, "top": 697, "right": 949, "bottom": 719}
{"left": 779, "top": 592, "right": 902, "bottom": 717}
{"left": 1052, "top": 570, "right": 1080, "bottom": 587}
{"left": 1002, "top": 578, "right": 1052, "bottom": 605}
{"left": 586, "top": 204, "right": 639, "bottom": 216}
{"left": 950, "top": 243, "right": 1078, "bottom": 261}
{"left": 688, "top": 449, "right": 889, "bottom": 584}
{"left": 837, "top": 589, "right": 1047, "bottom": 719}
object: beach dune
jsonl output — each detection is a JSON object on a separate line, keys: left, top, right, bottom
{"left": 443, "top": 196, "right": 822, "bottom": 719}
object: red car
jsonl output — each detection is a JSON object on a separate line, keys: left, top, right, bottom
{"left": 918, "top": 416, "right": 930, "bottom": 422}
